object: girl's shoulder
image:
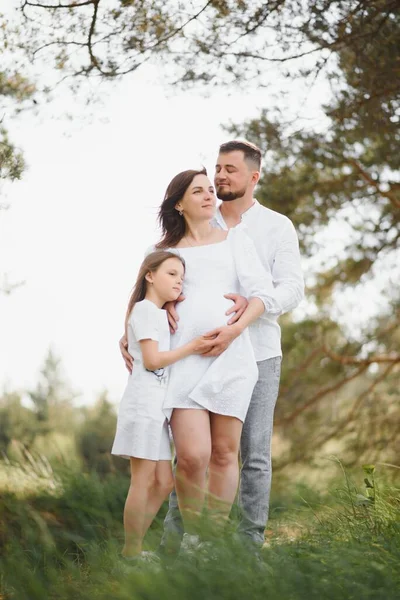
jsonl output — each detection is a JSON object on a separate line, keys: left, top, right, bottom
{"left": 131, "top": 299, "right": 160, "bottom": 320}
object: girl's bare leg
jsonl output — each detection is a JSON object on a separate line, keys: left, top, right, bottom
{"left": 122, "top": 457, "right": 157, "bottom": 557}
{"left": 142, "top": 460, "right": 174, "bottom": 534}
{"left": 207, "top": 414, "right": 243, "bottom": 526}
{"left": 170, "top": 409, "right": 211, "bottom": 534}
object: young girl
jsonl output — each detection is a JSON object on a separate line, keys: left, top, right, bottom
{"left": 111, "top": 250, "right": 213, "bottom": 562}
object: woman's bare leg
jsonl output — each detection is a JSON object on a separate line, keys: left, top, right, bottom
{"left": 208, "top": 414, "right": 243, "bottom": 525}
{"left": 170, "top": 409, "right": 211, "bottom": 534}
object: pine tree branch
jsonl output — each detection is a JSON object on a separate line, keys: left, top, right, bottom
{"left": 274, "top": 360, "right": 398, "bottom": 471}
{"left": 23, "top": 0, "right": 95, "bottom": 8}
{"left": 87, "top": 0, "right": 101, "bottom": 73}
{"left": 312, "top": 360, "right": 398, "bottom": 450}
{"left": 275, "top": 364, "right": 369, "bottom": 426}
{"left": 279, "top": 346, "right": 323, "bottom": 395}
{"left": 349, "top": 159, "right": 400, "bottom": 209}
{"left": 321, "top": 345, "right": 400, "bottom": 365}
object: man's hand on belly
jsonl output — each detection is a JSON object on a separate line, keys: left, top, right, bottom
{"left": 224, "top": 293, "right": 248, "bottom": 325}
{"left": 200, "top": 324, "right": 241, "bottom": 357}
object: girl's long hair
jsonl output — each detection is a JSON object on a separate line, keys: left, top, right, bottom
{"left": 156, "top": 167, "right": 207, "bottom": 249}
{"left": 125, "top": 250, "right": 185, "bottom": 332}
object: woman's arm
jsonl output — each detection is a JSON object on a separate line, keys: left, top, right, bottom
{"left": 140, "top": 336, "right": 214, "bottom": 371}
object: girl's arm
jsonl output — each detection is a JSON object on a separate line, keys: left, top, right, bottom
{"left": 140, "top": 336, "right": 214, "bottom": 371}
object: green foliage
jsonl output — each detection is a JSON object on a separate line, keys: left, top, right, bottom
{"left": 27, "top": 348, "right": 79, "bottom": 432}
{"left": 0, "top": 8, "right": 37, "bottom": 186}
{"left": 0, "top": 126, "right": 25, "bottom": 183}
{"left": 0, "top": 351, "right": 80, "bottom": 461}
{"left": 0, "top": 32, "right": 37, "bottom": 291}
{"left": 0, "top": 461, "right": 399, "bottom": 600}
{"left": 0, "top": 70, "right": 35, "bottom": 101}
{"left": 0, "top": 64, "right": 35, "bottom": 185}
{"left": 1, "top": 0, "right": 398, "bottom": 491}
{"left": 228, "top": 4, "right": 399, "bottom": 273}
{"left": 225, "top": 1, "right": 400, "bottom": 469}
{"left": 76, "top": 393, "right": 127, "bottom": 476}
{"left": 7, "top": 1, "right": 398, "bottom": 92}
{"left": 0, "top": 392, "right": 38, "bottom": 454}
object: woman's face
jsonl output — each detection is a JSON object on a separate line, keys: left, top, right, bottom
{"left": 175, "top": 174, "right": 216, "bottom": 222}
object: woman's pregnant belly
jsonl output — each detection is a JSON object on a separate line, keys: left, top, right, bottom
{"left": 171, "top": 293, "right": 235, "bottom": 345}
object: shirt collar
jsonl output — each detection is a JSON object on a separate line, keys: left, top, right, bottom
{"left": 216, "top": 199, "right": 259, "bottom": 226}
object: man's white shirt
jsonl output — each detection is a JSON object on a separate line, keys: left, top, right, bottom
{"left": 211, "top": 200, "right": 304, "bottom": 362}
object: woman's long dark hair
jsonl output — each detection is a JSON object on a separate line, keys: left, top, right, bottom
{"left": 156, "top": 167, "right": 207, "bottom": 249}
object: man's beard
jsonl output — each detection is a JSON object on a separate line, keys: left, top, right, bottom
{"left": 216, "top": 186, "right": 247, "bottom": 202}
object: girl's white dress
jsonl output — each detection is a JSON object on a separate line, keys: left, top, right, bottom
{"left": 163, "top": 225, "right": 278, "bottom": 423}
{"left": 111, "top": 299, "right": 172, "bottom": 461}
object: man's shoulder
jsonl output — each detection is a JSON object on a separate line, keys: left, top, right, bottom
{"left": 255, "top": 202, "right": 294, "bottom": 229}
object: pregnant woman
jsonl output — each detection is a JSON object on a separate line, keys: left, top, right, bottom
{"left": 154, "top": 168, "right": 280, "bottom": 543}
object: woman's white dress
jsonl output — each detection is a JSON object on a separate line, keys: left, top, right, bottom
{"left": 163, "top": 225, "right": 276, "bottom": 422}
{"left": 111, "top": 299, "right": 172, "bottom": 461}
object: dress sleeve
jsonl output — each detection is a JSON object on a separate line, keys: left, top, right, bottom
{"left": 230, "top": 224, "right": 282, "bottom": 316}
{"left": 130, "top": 302, "right": 160, "bottom": 341}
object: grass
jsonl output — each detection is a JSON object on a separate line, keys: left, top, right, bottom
{"left": 0, "top": 456, "right": 399, "bottom": 599}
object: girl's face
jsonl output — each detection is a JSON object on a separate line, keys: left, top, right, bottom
{"left": 146, "top": 257, "right": 184, "bottom": 303}
{"left": 175, "top": 174, "right": 216, "bottom": 222}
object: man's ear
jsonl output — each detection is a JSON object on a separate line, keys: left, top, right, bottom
{"left": 252, "top": 171, "right": 261, "bottom": 186}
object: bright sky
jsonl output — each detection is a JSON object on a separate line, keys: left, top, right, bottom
{"left": 0, "top": 61, "right": 389, "bottom": 406}
{"left": 0, "top": 70, "right": 298, "bottom": 404}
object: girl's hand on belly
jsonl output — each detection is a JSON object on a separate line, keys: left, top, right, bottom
{"left": 200, "top": 324, "right": 241, "bottom": 357}
{"left": 188, "top": 335, "right": 217, "bottom": 355}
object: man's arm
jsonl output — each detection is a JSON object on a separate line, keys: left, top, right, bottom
{"left": 201, "top": 297, "right": 265, "bottom": 357}
{"left": 224, "top": 294, "right": 249, "bottom": 325}
{"left": 265, "top": 219, "right": 304, "bottom": 316}
{"left": 119, "top": 334, "right": 133, "bottom": 373}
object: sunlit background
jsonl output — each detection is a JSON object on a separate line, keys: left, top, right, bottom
{"left": 1, "top": 66, "right": 330, "bottom": 404}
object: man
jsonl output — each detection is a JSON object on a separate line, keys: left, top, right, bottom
{"left": 121, "top": 140, "right": 304, "bottom": 551}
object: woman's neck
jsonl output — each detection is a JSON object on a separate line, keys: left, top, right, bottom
{"left": 184, "top": 219, "right": 214, "bottom": 242}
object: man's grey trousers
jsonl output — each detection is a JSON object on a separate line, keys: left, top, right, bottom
{"left": 160, "top": 356, "right": 282, "bottom": 549}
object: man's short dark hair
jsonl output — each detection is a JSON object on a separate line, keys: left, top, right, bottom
{"left": 219, "top": 140, "right": 262, "bottom": 170}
